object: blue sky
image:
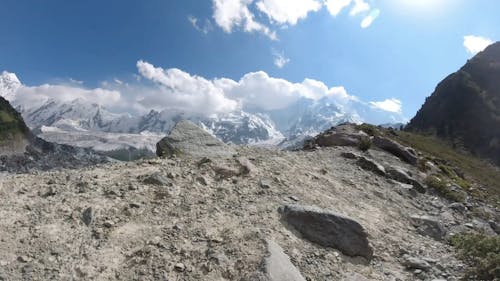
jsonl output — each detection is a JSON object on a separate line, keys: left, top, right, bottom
{"left": 0, "top": 0, "right": 498, "bottom": 119}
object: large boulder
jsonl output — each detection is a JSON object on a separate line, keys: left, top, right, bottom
{"left": 156, "top": 120, "right": 236, "bottom": 158}
{"left": 304, "top": 123, "right": 368, "bottom": 149}
{"left": 409, "top": 215, "right": 446, "bottom": 241}
{"left": 356, "top": 156, "right": 386, "bottom": 176}
{"left": 372, "top": 136, "right": 418, "bottom": 165}
{"left": 278, "top": 204, "right": 373, "bottom": 260}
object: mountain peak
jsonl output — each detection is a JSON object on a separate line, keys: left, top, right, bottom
{"left": 0, "top": 71, "right": 22, "bottom": 101}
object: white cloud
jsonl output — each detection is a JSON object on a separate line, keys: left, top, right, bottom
{"left": 273, "top": 50, "right": 290, "bottom": 68}
{"left": 136, "top": 60, "right": 239, "bottom": 115}
{"left": 325, "top": 0, "right": 352, "bottom": 16}
{"left": 212, "top": 0, "right": 276, "bottom": 40}
{"left": 188, "top": 15, "right": 213, "bottom": 34}
{"left": 463, "top": 35, "right": 493, "bottom": 55}
{"left": 369, "top": 98, "right": 402, "bottom": 113}
{"left": 255, "top": 0, "right": 322, "bottom": 25}
{"left": 360, "top": 9, "right": 380, "bottom": 28}
{"left": 349, "top": 0, "right": 370, "bottom": 16}
{"left": 13, "top": 85, "right": 123, "bottom": 111}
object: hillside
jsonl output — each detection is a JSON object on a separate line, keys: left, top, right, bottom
{"left": 0, "top": 121, "right": 498, "bottom": 280}
{"left": 406, "top": 42, "right": 500, "bottom": 165}
{"left": 0, "top": 96, "right": 32, "bottom": 154}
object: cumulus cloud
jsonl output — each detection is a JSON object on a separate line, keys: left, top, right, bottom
{"left": 324, "top": 0, "right": 352, "bottom": 16}
{"left": 211, "top": 0, "right": 380, "bottom": 39}
{"left": 272, "top": 50, "right": 290, "bottom": 68}
{"left": 369, "top": 98, "right": 402, "bottom": 113}
{"left": 349, "top": 0, "right": 370, "bottom": 16}
{"left": 360, "top": 9, "right": 380, "bottom": 28}
{"left": 212, "top": 0, "right": 276, "bottom": 39}
{"left": 255, "top": 0, "right": 322, "bottom": 25}
{"left": 136, "top": 60, "right": 239, "bottom": 115}
{"left": 463, "top": 35, "right": 493, "bottom": 55}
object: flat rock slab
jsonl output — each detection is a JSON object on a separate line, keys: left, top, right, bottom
{"left": 373, "top": 136, "right": 418, "bottom": 165}
{"left": 262, "top": 239, "right": 306, "bottom": 281}
{"left": 409, "top": 215, "right": 446, "bottom": 241}
{"left": 278, "top": 204, "right": 373, "bottom": 260}
{"left": 156, "top": 120, "right": 236, "bottom": 158}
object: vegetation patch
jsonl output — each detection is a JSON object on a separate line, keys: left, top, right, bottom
{"left": 424, "top": 175, "right": 466, "bottom": 202}
{"left": 450, "top": 233, "right": 500, "bottom": 280}
{"left": 357, "top": 136, "right": 372, "bottom": 152}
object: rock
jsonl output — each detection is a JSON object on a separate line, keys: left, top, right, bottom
{"left": 386, "top": 167, "right": 425, "bottom": 193}
{"left": 448, "top": 203, "right": 467, "bottom": 213}
{"left": 142, "top": 172, "right": 170, "bottom": 186}
{"left": 356, "top": 156, "right": 386, "bottom": 176}
{"left": 17, "top": 256, "right": 30, "bottom": 263}
{"left": 342, "top": 273, "right": 372, "bottom": 281}
{"left": 156, "top": 120, "right": 236, "bottom": 158}
{"left": 489, "top": 220, "right": 500, "bottom": 234}
{"left": 278, "top": 204, "right": 373, "bottom": 259}
{"left": 409, "top": 215, "right": 446, "bottom": 241}
{"left": 196, "top": 176, "right": 208, "bottom": 186}
{"left": 237, "top": 157, "right": 257, "bottom": 175}
{"left": 402, "top": 255, "right": 431, "bottom": 271}
{"left": 262, "top": 239, "right": 306, "bottom": 281}
{"left": 174, "top": 263, "right": 185, "bottom": 272}
{"left": 213, "top": 165, "right": 240, "bottom": 179}
{"left": 341, "top": 152, "right": 360, "bottom": 159}
{"left": 82, "top": 207, "right": 94, "bottom": 226}
{"left": 260, "top": 179, "right": 273, "bottom": 189}
{"left": 306, "top": 124, "right": 369, "bottom": 148}
{"left": 372, "top": 136, "right": 418, "bottom": 165}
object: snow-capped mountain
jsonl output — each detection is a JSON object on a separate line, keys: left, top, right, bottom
{"left": 0, "top": 71, "right": 406, "bottom": 156}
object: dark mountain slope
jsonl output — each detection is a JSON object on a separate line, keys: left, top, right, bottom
{"left": 407, "top": 42, "right": 500, "bottom": 165}
{"left": 0, "top": 96, "right": 33, "bottom": 153}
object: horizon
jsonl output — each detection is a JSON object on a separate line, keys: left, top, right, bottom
{"left": 1, "top": 0, "right": 499, "bottom": 122}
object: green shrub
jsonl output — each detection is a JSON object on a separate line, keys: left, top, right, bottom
{"left": 425, "top": 175, "right": 466, "bottom": 202}
{"left": 358, "top": 136, "right": 372, "bottom": 152}
{"left": 356, "top": 123, "right": 379, "bottom": 137}
{"left": 450, "top": 233, "right": 500, "bottom": 280}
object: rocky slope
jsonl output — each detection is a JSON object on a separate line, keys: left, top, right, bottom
{"left": 407, "top": 41, "right": 500, "bottom": 165}
{"left": 0, "top": 122, "right": 497, "bottom": 280}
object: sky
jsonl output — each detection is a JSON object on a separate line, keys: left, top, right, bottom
{"left": 0, "top": 0, "right": 498, "bottom": 119}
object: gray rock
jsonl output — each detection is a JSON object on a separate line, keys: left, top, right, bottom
{"left": 262, "top": 239, "right": 306, "bottom": 281}
{"left": 237, "top": 157, "right": 257, "bottom": 175}
{"left": 213, "top": 165, "right": 240, "bottom": 179}
{"left": 142, "top": 172, "right": 170, "bottom": 186}
{"left": 372, "top": 136, "right": 418, "bottom": 165}
{"left": 307, "top": 124, "right": 368, "bottom": 148}
{"left": 278, "top": 204, "right": 373, "bottom": 259}
{"left": 356, "top": 156, "right": 386, "bottom": 176}
{"left": 260, "top": 179, "right": 273, "bottom": 189}
{"left": 156, "top": 120, "right": 235, "bottom": 158}
{"left": 402, "top": 255, "right": 432, "bottom": 271}
{"left": 448, "top": 203, "right": 467, "bottom": 213}
{"left": 341, "top": 152, "right": 360, "bottom": 159}
{"left": 196, "top": 176, "right": 208, "bottom": 186}
{"left": 82, "top": 207, "right": 94, "bottom": 226}
{"left": 409, "top": 215, "right": 446, "bottom": 241}
{"left": 386, "top": 167, "right": 425, "bottom": 193}
{"left": 489, "top": 220, "right": 500, "bottom": 234}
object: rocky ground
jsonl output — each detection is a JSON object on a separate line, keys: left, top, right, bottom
{"left": 0, "top": 122, "right": 498, "bottom": 281}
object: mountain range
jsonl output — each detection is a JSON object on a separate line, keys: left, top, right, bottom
{"left": 0, "top": 71, "right": 405, "bottom": 157}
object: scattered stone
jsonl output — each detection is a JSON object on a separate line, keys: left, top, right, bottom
{"left": 356, "top": 156, "right": 386, "bottom": 176}
{"left": 17, "top": 256, "right": 30, "bottom": 263}
{"left": 213, "top": 165, "right": 240, "bottom": 179}
{"left": 386, "top": 167, "right": 425, "bottom": 193}
{"left": 409, "top": 215, "right": 446, "bottom": 241}
{"left": 260, "top": 179, "right": 273, "bottom": 189}
{"left": 278, "top": 204, "right": 373, "bottom": 259}
{"left": 142, "top": 172, "right": 170, "bottom": 186}
{"left": 262, "top": 239, "right": 306, "bottom": 281}
{"left": 237, "top": 157, "right": 256, "bottom": 175}
{"left": 402, "top": 255, "right": 431, "bottom": 271}
{"left": 341, "top": 152, "right": 360, "bottom": 160}
{"left": 156, "top": 120, "right": 236, "bottom": 158}
{"left": 103, "top": 221, "right": 114, "bottom": 228}
{"left": 81, "top": 207, "right": 94, "bottom": 226}
{"left": 372, "top": 136, "right": 418, "bottom": 165}
{"left": 489, "top": 220, "right": 500, "bottom": 234}
{"left": 289, "top": 196, "right": 300, "bottom": 202}
{"left": 196, "top": 176, "right": 208, "bottom": 186}
{"left": 174, "top": 263, "right": 185, "bottom": 272}
{"left": 448, "top": 203, "right": 467, "bottom": 212}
